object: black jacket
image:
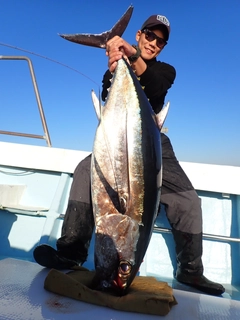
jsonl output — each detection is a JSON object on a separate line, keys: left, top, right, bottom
{"left": 101, "top": 58, "right": 176, "bottom": 114}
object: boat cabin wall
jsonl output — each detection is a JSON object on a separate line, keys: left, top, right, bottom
{"left": 0, "top": 142, "right": 240, "bottom": 287}
{"left": 0, "top": 141, "right": 90, "bottom": 262}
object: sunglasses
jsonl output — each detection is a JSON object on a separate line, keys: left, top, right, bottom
{"left": 142, "top": 29, "right": 167, "bottom": 49}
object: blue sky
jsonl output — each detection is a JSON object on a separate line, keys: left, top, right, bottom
{"left": 0, "top": 0, "right": 239, "bottom": 166}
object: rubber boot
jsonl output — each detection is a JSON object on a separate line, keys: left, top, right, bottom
{"left": 172, "top": 228, "right": 225, "bottom": 296}
{"left": 33, "top": 201, "right": 94, "bottom": 269}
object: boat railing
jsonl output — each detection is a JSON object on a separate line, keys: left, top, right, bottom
{"left": 0, "top": 55, "right": 52, "bottom": 147}
{"left": 154, "top": 226, "right": 240, "bottom": 243}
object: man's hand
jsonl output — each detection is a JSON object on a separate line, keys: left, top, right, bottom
{"left": 106, "top": 36, "right": 136, "bottom": 73}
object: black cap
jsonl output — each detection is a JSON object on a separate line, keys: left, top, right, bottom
{"left": 141, "top": 15, "right": 170, "bottom": 41}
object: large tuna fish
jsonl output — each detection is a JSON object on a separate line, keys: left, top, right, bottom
{"left": 91, "top": 58, "right": 163, "bottom": 294}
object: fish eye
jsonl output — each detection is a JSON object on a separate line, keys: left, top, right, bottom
{"left": 119, "top": 260, "right": 132, "bottom": 275}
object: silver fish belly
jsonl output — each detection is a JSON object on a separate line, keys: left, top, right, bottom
{"left": 91, "top": 58, "right": 162, "bottom": 294}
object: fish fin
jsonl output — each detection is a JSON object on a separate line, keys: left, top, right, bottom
{"left": 155, "top": 101, "right": 170, "bottom": 131}
{"left": 91, "top": 90, "right": 103, "bottom": 121}
{"left": 59, "top": 5, "right": 133, "bottom": 48}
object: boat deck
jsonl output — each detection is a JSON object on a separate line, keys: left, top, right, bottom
{"left": 1, "top": 258, "right": 240, "bottom": 320}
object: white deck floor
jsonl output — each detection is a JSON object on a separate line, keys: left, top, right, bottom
{"left": 1, "top": 258, "right": 240, "bottom": 320}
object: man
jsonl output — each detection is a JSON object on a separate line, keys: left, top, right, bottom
{"left": 34, "top": 14, "right": 225, "bottom": 296}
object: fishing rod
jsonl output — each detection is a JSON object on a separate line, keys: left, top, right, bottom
{"left": 0, "top": 41, "right": 100, "bottom": 88}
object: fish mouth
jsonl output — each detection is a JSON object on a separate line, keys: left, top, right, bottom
{"left": 112, "top": 260, "right": 132, "bottom": 292}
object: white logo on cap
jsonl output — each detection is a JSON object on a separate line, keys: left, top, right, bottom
{"left": 156, "top": 15, "right": 170, "bottom": 27}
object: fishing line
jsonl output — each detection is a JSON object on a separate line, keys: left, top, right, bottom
{"left": 0, "top": 41, "right": 100, "bottom": 89}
